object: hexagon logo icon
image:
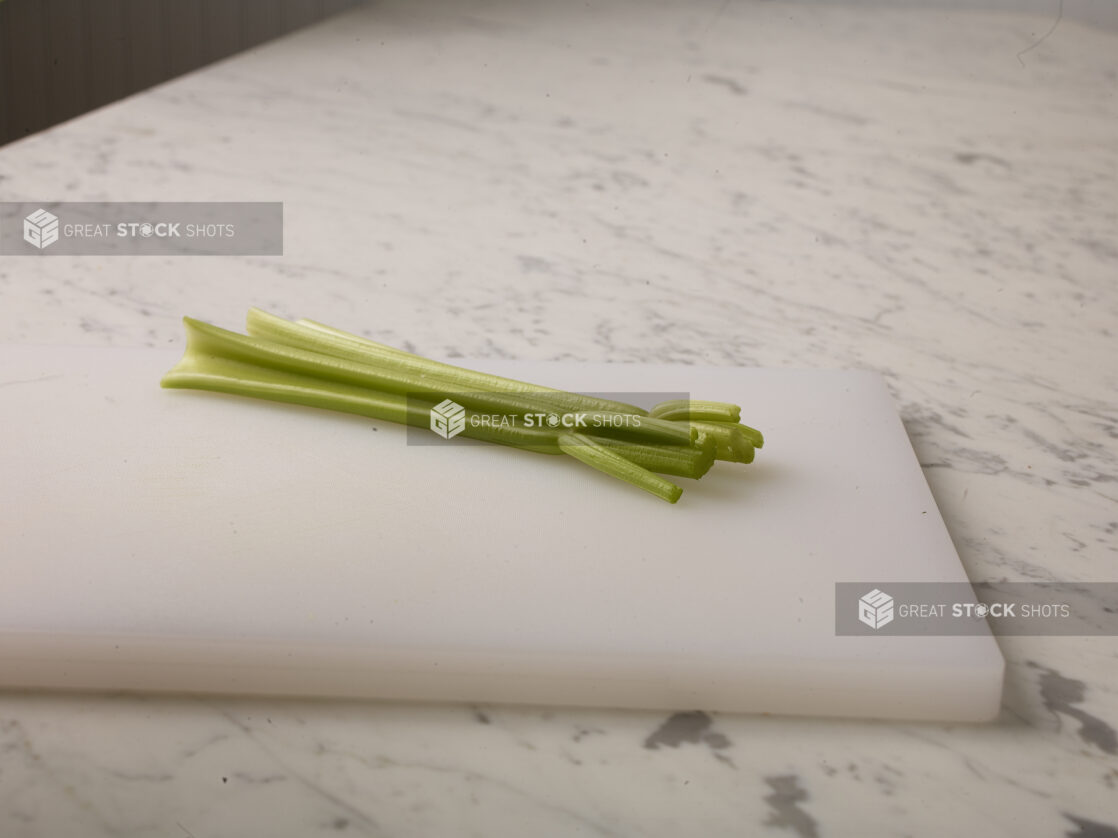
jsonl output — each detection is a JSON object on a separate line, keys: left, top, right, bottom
{"left": 430, "top": 399, "right": 466, "bottom": 440}
{"left": 24, "top": 208, "right": 60, "bottom": 249}
{"left": 858, "top": 588, "right": 894, "bottom": 630}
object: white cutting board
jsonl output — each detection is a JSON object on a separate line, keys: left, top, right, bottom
{"left": 0, "top": 346, "right": 1003, "bottom": 721}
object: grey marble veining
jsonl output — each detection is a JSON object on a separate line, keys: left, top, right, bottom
{"left": 1, "top": 0, "right": 1116, "bottom": 835}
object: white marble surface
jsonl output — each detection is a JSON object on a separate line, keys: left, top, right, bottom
{"left": 1, "top": 1, "right": 1116, "bottom": 835}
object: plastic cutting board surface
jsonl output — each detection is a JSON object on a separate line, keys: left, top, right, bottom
{"left": 0, "top": 347, "right": 1004, "bottom": 721}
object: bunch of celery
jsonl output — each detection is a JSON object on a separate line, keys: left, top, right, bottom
{"left": 160, "top": 310, "right": 763, "bottom": 504}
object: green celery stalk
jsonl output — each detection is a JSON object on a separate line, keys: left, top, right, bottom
{"left": 161, "top": 351, "right": 563, "bottom": 454}
{"left": 688, "top": 420, "right": 756, "bottom": 464}
{"left": 724, "top": 421, "right": 764, "bottom": 450}
{"left": 161, "top": 321, "right": 714, "bottom": 474}
{"left": 649, "top": 399, "right": 742, "bottom": 423}
{"left": 245, "top": 308, "right": 647, "bottom": 419}
{"left": 176, "top": 316, "right": 693, "bottom": 448}
{"left": 558, "top": 433, "right": 683, "bottom": 504}
{"left": 588, "top": 433, "right": 716, "bottom": 479}
{"left": 161, "top": 312, "right": 766, "bottom": 503}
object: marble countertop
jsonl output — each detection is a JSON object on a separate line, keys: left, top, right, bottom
{"left": 1, "top": 0, "right": 1115, "bottom": 835}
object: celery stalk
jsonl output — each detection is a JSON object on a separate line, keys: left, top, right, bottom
{"left": 649, "top": 399, "right": 742, "bottom": 423}
{"left": 161, "top": 352, "right": 564, "bottom": 454}
{"left": 161, "top": 312, "right": 765, "bottom": 504}
{"left": 588, "top": 434, "right": 715, "bottom": 479}
{"left": 245, "top": 308, "right": 647, "bottom": 418}
{"left": 177, "top": 316, "right": 692, "bottom": 447}
{"left": 687, "top": 421, "right": 756, "bottom": 464}
{"left": 558, "top": 433, "right": 683, "bottom": 504}
{"left": 162, "top": 352, "right": 722, "bottom": 474}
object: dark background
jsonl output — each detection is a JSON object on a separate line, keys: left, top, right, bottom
{"left": 0, "top": 0, "right": 363, "bottom": 147}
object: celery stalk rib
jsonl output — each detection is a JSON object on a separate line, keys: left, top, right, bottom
{"left": 558, "top": 433, "right": 683, "bottom": 504}
{"left": 246, "top": 308, "right": 647, "bottom": 418}
{"left": 160, "top": 313, "right": 766, "bottom": 504}
{"left": 649, "top": 399, "right": 742, "bottom": 423}
{"left": 161, "top": 353, "right": 564, "bottom": 454}
{"left": 181, "top": 317, "right": 691, "bottom": 447}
